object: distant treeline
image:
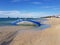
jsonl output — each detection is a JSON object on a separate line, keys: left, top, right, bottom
{"left": 41, "top": 16, "right": 56, "bottom": 18}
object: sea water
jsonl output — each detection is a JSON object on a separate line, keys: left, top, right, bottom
{"left": 0, "top": 18, "right": 50, "bottom": 30}
{"left": 0, "top": 18, "right": 44, "bottom": 26}
{"left": 0, "top": 18, "right": 18, "bottom": 26}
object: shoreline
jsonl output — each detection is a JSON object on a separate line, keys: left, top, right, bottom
{"left": 0, "top": 18, "right": 60, "bottom": 45}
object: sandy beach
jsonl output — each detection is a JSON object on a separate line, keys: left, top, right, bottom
{"left": 0, "top": 26, "right": 33, "bottom": 45}
{"left": 0, "top": 18, "right": 60, "bottom": 45}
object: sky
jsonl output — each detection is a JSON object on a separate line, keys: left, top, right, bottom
{"left": 0, "top": 0, "right": 60, "bottom": 18}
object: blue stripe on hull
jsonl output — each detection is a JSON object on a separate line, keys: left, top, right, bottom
{"left": 11, "top": 19, "right": 41, "bottom": 26}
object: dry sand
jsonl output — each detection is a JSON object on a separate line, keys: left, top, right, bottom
{"left": 0, "top": 26, "right": 33, "bottom": 45}
{"left": 0, "top": 18, "right": 60, "bottom": 45}
{"left": 10, "top": 18, "right": 60, "bottom": 45}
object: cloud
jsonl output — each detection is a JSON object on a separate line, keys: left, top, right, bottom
{"left": 12, "top": 0, "right": 29, "bottom": 2}
{"left": 43, "top": 0, "right": 52, "bottom": 1}
{"left": 0, "top": 11, "right": 21, "bottom": 18}
{"left": 0, "top": 10, "right": 50, "bottom": 18}
{"left": 52, "top": 7, "right": 60, "bottom": 10}
{"left": 40, "top": 6, "right": 60, "bottom": 10}
{"left": 40, "top": 6, "right": 54, "bottom": 9}
{"left": 12, "top": 0, "right": 21, "bottom": 2}
{"left": 32, "top": 2, "right": 42, "bottom": 4}
{"left": 24, "top": 0, "right": 30, "bottom": 1}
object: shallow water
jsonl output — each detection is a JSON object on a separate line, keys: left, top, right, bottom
{"left": 33, "top": 24, "right": 51, "bottom": 30}
{"left": 0, "top": 18, "right": 47, "bottom": 25}
{"left": 0, "top": 18, "right": 50, "bottom": 30}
